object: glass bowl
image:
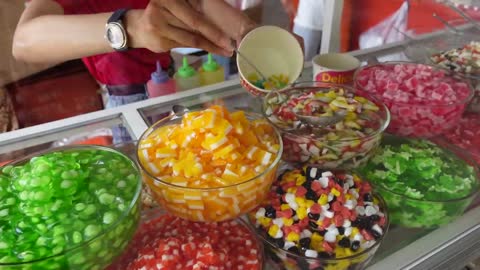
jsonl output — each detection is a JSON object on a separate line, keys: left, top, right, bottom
{"left": 404, "top": 22, "right": 480, "bottom": 113}
{"left": 0, "top": 145, "right": 142, "bottom": 270}
{"left": 353, "top": 61, "right": 474, "bottom": 138}
{"left": 432, "top": 112, "right": 480, "bottom": 166}
{"left": 262, "top": 81, "right": 390, "bottom": 169}
{"left": 358, "top": 135, "right": 480, "bottom": 229}
{"left": 137, "top": 109, "right": 283, "bottom": 222}
{"left": 108, "top": 207, "right": 264, "bottom": 269}
{"left": 249, "top": 171, "right": 389, "bottom": 270}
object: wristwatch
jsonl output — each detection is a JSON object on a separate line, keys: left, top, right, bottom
{"left": 105, "top": 9, "right": 130, "bottom": 51}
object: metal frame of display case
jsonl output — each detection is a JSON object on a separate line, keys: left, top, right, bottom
{"left": 0, "top": 24, "right": 479, "bottom": 270}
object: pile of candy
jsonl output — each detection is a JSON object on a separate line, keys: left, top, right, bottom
{"left": 252, "top": 167, "right": 387, "bottom": 270}
{"left": 0, "top": 148, "right": 140, "bottom": 269}
{"left": 248, "top": 73, "right": 289, "bottom": 90}
{"left": 359, "top": 138, "right": 479, "bottom": 228}
{"left": 109, "top": 212, "right": 262, "bottom": 270}
{"left": 355, "top": 63, "right": 472, "bottom": 137}
{"left": 264, "top": 87, "right": 386, "bottom": 169}
{"left": 430, "top": 41, "right": 480, "bottom": 75}
{"left": 138, "top": 105, "right": 281, "bottom": 221}
{"left": 436, "top": 113, "right": 480, "bottom": 165}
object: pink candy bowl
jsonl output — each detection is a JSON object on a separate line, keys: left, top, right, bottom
{"left": 353, "top": 62, "right": 474, "bottom": 138}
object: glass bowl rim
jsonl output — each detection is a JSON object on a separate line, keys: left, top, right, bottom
{"left": 365, "top": 136, "right": 480, "bottom": 203}
{"left": 250, "top": 192, "right": 390, "bottom": 262}
{"left": 0, "top": 145, "right": 143, "bottom": 266}
{"left": 352, "top": 61, "right": 475, "bottom": 107}
{"left": 261, "top": 81, "right": 391, "bottom": 143}
{"left": 136, "top": 109, "right": 284, "bottom": 190}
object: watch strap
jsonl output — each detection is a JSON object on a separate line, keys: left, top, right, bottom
{"left": 108, "top": 8, "right": 129, "bottom": 24}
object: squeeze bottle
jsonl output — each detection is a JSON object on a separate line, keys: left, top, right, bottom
{"left": 174, "top": 57, "right": 200, "bottom": 91}
{"left": 199, "top": 53, "right": 225, "bottom": 86}
{"left": 147, "top": 61, "right": 177, "bottom": 98}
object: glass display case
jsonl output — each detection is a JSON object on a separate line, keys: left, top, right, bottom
{"left": 1, "top": 9, "right": 480, "bottom": 270}
{"left": 1, "top": 22, "right": 479, "bottom": 269}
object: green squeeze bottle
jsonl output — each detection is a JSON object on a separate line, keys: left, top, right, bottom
{"left": 174, "top": 57, "right": 200, "bottom": 91}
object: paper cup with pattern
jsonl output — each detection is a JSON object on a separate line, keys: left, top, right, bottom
{"left": 313, "top": 53, "right": 360, "bottom": 84}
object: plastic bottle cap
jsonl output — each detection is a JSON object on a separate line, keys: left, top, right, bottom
{"left": 202, "top": 53, "right": 219, "bottom": 72}
{"left": 177, "top": 57, "right": 197, "bottom": 78}
{"left": 151, "top": 61, "right": 169, "bottom": 83}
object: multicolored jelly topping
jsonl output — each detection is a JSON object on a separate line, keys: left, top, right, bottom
{"left": 264, "top": 88, "right": 382, "bottom": 139}
{"left": 248, "top": 73, "right": 290, "bottom": 90}
{"left": 252, "top": 167, "right": 387, "bottom": 260}
{"left": 109, "top": 212, "right": 262, "bottom": 270}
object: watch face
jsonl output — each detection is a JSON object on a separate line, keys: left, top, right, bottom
{"left": 106, "top": 22, "right": 126, "bottom": 50}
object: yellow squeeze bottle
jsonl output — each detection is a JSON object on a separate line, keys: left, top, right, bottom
{"left": 199, "top": 53, "right": 225, "bottom": 86}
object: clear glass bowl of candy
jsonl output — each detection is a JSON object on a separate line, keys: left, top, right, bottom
{"left": 108, "top": 207, "right": 264, "bottom": 269}
{"left": 249, "top": 166, "right": 389, "bottom": 270}
{"left": 406, "top": 24, "right": 480, "bottom": 113}
{"left": 262, "top": 82, "right": 390, "bottom": 169}
{"left": 137, "top": 105, "right": 283, "bottom": 222}
{"left": 354, "top": 61, "right": 474, "bottom": 138}
{"left": 432, "top": 112, "right": 480, "bottom": 166}
{"left": 0, "top": 145, "right": 142, "bottom": 270}
{"left": 358, "top": 135, "right": 480, "bottom": 229}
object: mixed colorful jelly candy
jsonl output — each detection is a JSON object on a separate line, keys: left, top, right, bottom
{"left": 251, "top": 167, "right": 387, "bottom": 270}
{"left": 359, "top": 137, "right": 479, "bottom": 228}
{"left": 430, "top": 41, "right": 480, "bottom": 75}
{"left": 108, "top": 211, "right": 262, "bottom": 270}
{"left": 264, "top": 87, "right": 387, "bottom": 169}
{"left": 434, "top": 113, "right": 480, "bottom": 165}
{"left": 248, "top": 73, "right": 289, "bottom": 90}
{"left": 0, "top": 148, "right": 140, "bottom": 269}
{"left": 137, "top": 105, "right": 281, "bottom": 221}
{"left": 354, "top": 63, "right": 472, "bottom": 137}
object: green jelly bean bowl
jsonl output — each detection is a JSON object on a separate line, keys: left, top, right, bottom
{"left": 358, "top": 135, "right": 480, "bottom": 229}
{"left": 0, "top": 145, "right": 142, "bottom": 270}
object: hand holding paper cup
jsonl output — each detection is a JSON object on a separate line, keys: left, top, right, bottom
{"left": 313, "top": 53, "right": 360, "bottom": 84}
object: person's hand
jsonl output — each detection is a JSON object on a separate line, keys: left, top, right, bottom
{"left": 125, "top": 0, "right": 234, "bottom": 56}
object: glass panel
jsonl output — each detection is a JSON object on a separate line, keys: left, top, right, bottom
{"left": 0, "top": 118, "right": 132, "bottom": 164}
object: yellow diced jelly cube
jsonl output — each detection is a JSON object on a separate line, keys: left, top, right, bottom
{"left": 212, "top": 118, "right": 233, "bottom": 135}
{"left": 286, "top": 232, "right": 300, "bottom": 242}
{"left": 183, "top": 190, "right": 203, "bottom": 200}
{"left": 239, "top": 130, "right": 259, "bottom": 146}
{"left": 245, "top": 146, "right": 259, "bottom": 160}
{"left": 213, "top": 144, "right": 236, "bottom": 160}
{"left": 280, "top": 204, "right": 290, "bottom": 211}
{"left": 187, "top": 200, "right": 205, "bottom": 210}
{"left": 318, "top": 194, "right": 328, "bottom": 205}
{"left": 351, "top": 228, "right": 360, "bottom": 237}
{"left": 295, "top": 197, "right": 306, "bottom": 207}
{"left": 191, "top": 110, "right": 217, "bottom": 129}
{"left": 201, "top": 133, "right": 228, "bottom": 151}
{"left": 268, "top": 225, "right": 280, "bottom": 238}
{"left": 297, "top": 207, "right": 307, "bottom": 220}
{"left": 257, "top": 217, "right": 272, "bottom": 227}
{"left": 283, "top": 218, "right": 294, "bottom": 226}
{"left": 184, "top": 162, "right": 203, "bottom": 178}
{"left": 222, "top": 168, "right": 239, "bottom": 182}
{"left": 155, "top": 147, "right": 177, "bottom": 159}
{"left": 311, "top": 232, "right": 323, "bottom": 243}
{"left": 331, "top": 188, "right": 340, "bottom": 197}
{"left": 230, "top": 110, "right": 247, "bottom": 122}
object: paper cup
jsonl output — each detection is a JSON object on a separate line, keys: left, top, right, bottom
{"left": 312, "top": 53, "right": 360, "bottom": 84}
{"left": 237, "top": 26, "right": 304, "bottom": 96}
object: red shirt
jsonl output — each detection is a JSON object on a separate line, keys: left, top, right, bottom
{"left": 54, "top": 0, "right": 172, "bottom": 85}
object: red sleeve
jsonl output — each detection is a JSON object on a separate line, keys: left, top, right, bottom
{"left": 53, "top": 0, "right": 89, "bottom": 15}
